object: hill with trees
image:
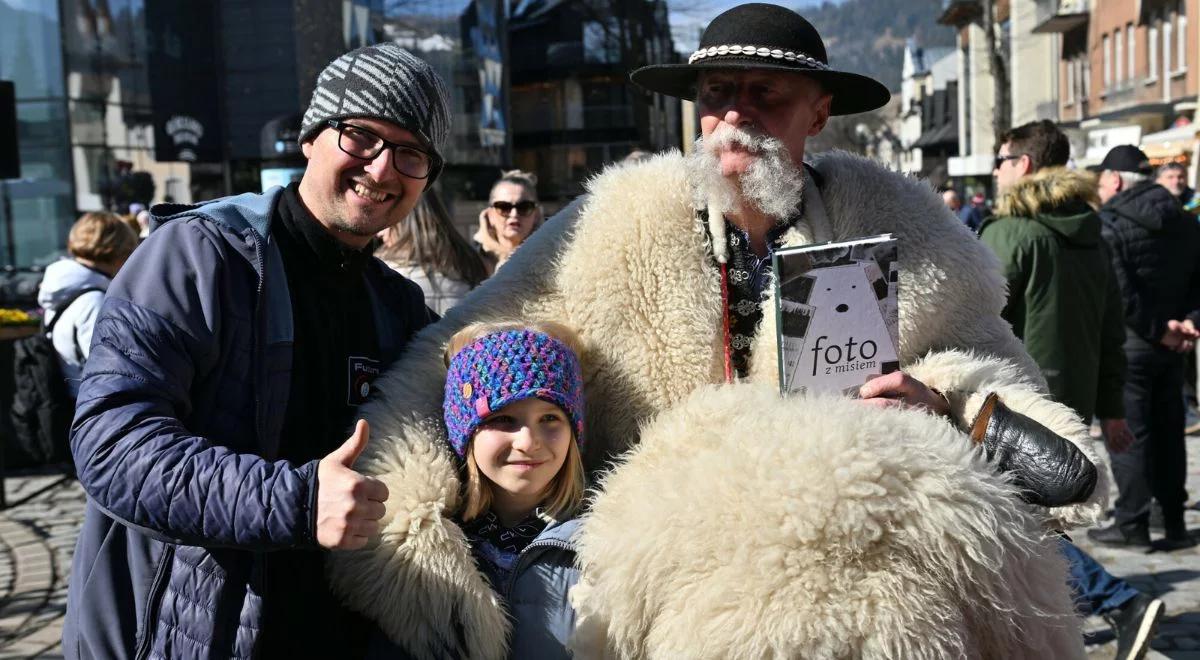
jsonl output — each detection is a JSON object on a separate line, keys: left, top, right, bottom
{"left": 802, "top": 0, "right": 957, "bottom": 92}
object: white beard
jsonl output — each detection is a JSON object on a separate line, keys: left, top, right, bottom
{"left": 685, "top": 124, "right": 806, "bottom": 222}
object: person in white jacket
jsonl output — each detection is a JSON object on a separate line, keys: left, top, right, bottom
{"left": 376, "top": 190, "right": 488, "bottom": 315}
{"left": 37, "top": 212, "right": 138, "bottom": 396}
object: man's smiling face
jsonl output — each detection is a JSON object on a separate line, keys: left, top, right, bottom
{"left": 298, "top": 117, "right": 427, "bottom": 249}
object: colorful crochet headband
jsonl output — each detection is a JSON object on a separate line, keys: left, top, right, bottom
{"left": 443, "top": 329, "right": 585, "bottom": 458}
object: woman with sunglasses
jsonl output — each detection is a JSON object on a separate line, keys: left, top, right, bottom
{"left": 476, "top": 170, "right": 542, "bottom": 273}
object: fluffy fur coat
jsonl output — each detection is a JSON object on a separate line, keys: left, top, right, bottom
{"left": 329, "top": 151, "right": 1104, "bottom": 659}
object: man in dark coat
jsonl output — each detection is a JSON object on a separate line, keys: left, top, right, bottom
{"left": 981, "top": 122, "right": 1161, "bottom": 658}
{"left": 959, "top": 191, "right": 989, "bottom": 232}
{"left": 1156, "top": 161, "right": 1194, "bottom": 207}
{"left": 1090, "top": 144, "right": 1200, "bottom": 550}
{"left": 62, "top": 43, "right": 445, "bottom": 659}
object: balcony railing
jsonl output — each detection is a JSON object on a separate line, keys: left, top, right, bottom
{"left": 1032, "top": 0, "right": 1088, "bottom": 34}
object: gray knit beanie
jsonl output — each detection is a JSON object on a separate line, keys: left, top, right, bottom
{"left": 300, "top": 43, "right": 451, "bottom": 171}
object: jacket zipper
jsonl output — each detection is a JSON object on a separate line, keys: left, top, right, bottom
{"left": 248, "top": 230, "right": 269, "bottom": 448}
{"left": 503, "top": 539, "right": 572, "bottom": 598}
{"left": 134, "top": 545, "right": 175, "bottom": 660}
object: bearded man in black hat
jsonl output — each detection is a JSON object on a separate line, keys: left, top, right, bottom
{"left": 331, "top": 5, "right": 1107, "bottom": 658}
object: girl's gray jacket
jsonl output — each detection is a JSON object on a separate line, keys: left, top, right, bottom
{"left": 368, "top": 517, "right": 582, "bottom": 659}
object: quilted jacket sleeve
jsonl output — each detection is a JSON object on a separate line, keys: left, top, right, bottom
{"left": 70, "top": 219, "right": 318, "bottom": 550}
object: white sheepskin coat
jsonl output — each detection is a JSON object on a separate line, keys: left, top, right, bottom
{"left": 328, "top": 151, "right": 1104, "bottom": 659}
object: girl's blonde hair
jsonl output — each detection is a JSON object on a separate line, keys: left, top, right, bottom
{"left": 445, "top": 320, "right": 587, "bottom": 522}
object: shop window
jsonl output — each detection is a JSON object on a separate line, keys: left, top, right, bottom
{"left": 1070, "top": 57, "right": 1080, "bottom": 104}
{"left": 1128, "top": 23, "right": 1136, "bottom": 81}
{"left": 1164, "top": 17, "right": 1173, "bottom": 78}
{"left": 583, "top": 20, "right": 620, "bottom": 64}
{"left": 1115, "top": 27, "right": 1123, "bottom": 82}
{"left": 1178, "top": 1, "right": 1188, "bottom": 72}
{"left": 1103, "top": 33, "right": 1111, "bottom": 89}
{"left": 1149, "top": 23, "right": 1159, "bottom": 83}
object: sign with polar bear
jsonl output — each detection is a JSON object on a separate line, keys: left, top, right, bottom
{"left": 773, "top": 234, "right": 900, "bottom": 396}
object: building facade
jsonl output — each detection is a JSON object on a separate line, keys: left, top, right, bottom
{"left": 507, "top": 0, "right": 680, "bottom": 200}
{"left": 936, "top": 0, "right": 1199, "bottom": 194}
{"left": 898, "top": 40, "right": 959, "bottom": 187}
{"left": 0, "top": 0, "right": 181, "bottom": 268}
{"left": 939, "top": 0, "right": 1003, "bottom": 196}
{"left": 1054, "top": 0, "right": 1197, "bottom": 168}
{"left": 0, "top": 0, "right": 513, "bottom": 269}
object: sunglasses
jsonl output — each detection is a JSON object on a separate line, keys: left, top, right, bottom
{"left": 994, "top": 154, "right": 1021, "bottom": 169}
{"left": 490, "top": 200, "right": 538, "bottom": 216}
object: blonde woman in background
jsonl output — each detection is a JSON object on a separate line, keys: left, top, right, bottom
{"left": 376, "top": 189, "right": 488, "bottom": 315}
{"left": 37, "top": 212, "right": 138, "bottom": 396}
{"left": 476, "top": 169, "right": 542, "bottom": 273}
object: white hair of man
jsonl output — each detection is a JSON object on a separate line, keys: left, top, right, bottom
{"left": 1114, "top": 170, "right": 1149, "bottom": 188}
{"left": 685, "top": 123, "right": 806, "bottom": 260}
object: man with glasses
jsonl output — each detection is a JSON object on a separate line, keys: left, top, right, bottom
{"left": 63, "top": 43, "right": 446, "bottom": 659}
{"left": 980, "top": 120, "right": 1162, "bottom": 660}
{"left": 959, "top": 190, "right": 990, "bottom": 232}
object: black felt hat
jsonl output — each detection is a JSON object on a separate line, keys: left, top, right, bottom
{"left": 630, "top": 3, "right": 891, "bottom": 116}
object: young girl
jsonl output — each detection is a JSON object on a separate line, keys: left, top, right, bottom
{"left": 442, "top": 321, "right": 587, "bottom": 658}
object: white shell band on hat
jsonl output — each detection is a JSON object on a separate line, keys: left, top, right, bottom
{"left": 687, "top": 45, "right": 831, "bottom": 69}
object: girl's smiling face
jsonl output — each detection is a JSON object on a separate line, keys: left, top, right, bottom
{"left": 472, "top": 397, "right": 572, "bottom": 519}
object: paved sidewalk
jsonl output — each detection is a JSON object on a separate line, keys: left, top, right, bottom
{"left": 1076, "top": 435, "right": 1200, "bottom": 660}
{"left": 0, "top": 470, "right": 81, "bottom": 659}
{"left": 2, "top": 438, "right": 1200, "bottom": 658}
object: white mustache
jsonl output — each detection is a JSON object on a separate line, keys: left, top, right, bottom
{"left": 704, "top": 124, "right": 783, "bottom": 156}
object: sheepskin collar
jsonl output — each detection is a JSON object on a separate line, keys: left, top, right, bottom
{"left": 993, "top": 167, "right": 1099, "bottom": 219}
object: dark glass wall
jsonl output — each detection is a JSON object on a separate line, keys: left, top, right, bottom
{"left": 61, "top": 0, "right": 160, "bottom": 212}
{"left": 0, "top": 0, "right": 74, "bottom": 267}
{"left": 384, "top": 0, "right": 511, "bottom": 232}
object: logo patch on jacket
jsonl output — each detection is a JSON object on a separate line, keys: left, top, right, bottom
{"left": 347, "top": 356, "right": 381, "bottom": 405}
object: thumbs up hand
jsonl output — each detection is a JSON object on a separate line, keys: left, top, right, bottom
{"left": 316, "top": 420, "right": 390, "bottom": 550}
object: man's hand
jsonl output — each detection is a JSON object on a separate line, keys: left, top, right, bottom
{"left": 1100, "top": 418, "right": 1135, "bottom": 453}
{"left": 316, "top": 420, "right": 389, "bottom": 550}
{"left": 858, "top": 372, "right": 952, "bottom": 418}
{"left": 1161, "top": 319, "right": 1200, "bottom": 353}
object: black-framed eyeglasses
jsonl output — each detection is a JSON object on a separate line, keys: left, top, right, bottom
{"left": 994, "top": 154, "right": 1021, "bottom": 169}
{"left": 490, "top": 200, "right": 538, "bottom": 216}
{"left": 326, "top": 119, "right": 438, "bottom": 180}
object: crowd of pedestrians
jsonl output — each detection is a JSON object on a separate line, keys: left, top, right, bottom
{"left": 939, "top": 119, "right": 1200, "bottom": 657}
{"left": 9, "top": 2, "right": 1197, "bottom": 659}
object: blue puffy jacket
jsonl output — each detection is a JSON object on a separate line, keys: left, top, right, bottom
{"left": 496, "top": 517, "right": 581, "bottom": 659}
{"left": 63, "top": 188, "right": 431, "bottom": 659}
{"left": 366, "top": 517, "right": 582, "bottom": 660}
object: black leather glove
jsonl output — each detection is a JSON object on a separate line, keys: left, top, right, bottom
{"left": 968, "top": 393, "right": 1097, "bottom": 507}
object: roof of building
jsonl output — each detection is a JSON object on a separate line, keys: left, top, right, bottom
{"left": 912, "top": 122, "right": 958, "bottom": 149}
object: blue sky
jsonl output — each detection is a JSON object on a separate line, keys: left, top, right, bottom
{"left": 670, "top": 0, "right": 839, "bottom": 52}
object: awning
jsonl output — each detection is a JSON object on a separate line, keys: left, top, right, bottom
{"left": 912, "top": 123, "right": 957, "bottom": 149}
{"left": 1140, "top": 123, "right": 1199, "bottom": 161}
{"left": 1032, "top": 12, "right": 1088, "bottom": 34}
{"left": 1085, "top": 124, "right": 1144, "bottom": 162}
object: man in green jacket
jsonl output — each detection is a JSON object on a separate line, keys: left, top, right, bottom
{"left": 981, "top": 119, "right": 1130, "bottom": 442}
{"left": 981, "top": 120, "right": 1161, "bottom": 660}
